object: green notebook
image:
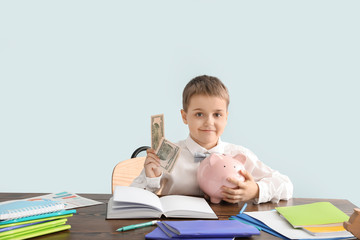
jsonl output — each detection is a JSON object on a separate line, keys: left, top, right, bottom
{"left": 0, "top": 213, "right": 74, "bottom": 229}
{"left": 0, "top": 219, "right": 70, "bottom": 240}
{"left": 0, "top": 225, "right": 70, "bottom": 240}
{"left": 275, "top": 202, "right": 349, "bottom": 228}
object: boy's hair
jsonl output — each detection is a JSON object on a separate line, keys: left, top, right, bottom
{"left": 182, "top": 75, "right": 229, "bottom": 112}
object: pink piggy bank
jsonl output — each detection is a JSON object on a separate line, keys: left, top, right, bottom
{"left": 197, "top": 153, "right": 246, "bottom": 204}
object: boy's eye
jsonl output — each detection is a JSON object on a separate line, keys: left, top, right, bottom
{"left": 195, "top": 113, "right": 203, "bottom": 117}
{"left": 214, "top": 113, "right": 222, "bottom": 117}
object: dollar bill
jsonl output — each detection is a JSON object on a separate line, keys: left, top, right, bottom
{"left": 151, "top": 114, "right": 164, "bottom": 150}
{"left": 155, "top": 138, "right": 180, "bottom": 173}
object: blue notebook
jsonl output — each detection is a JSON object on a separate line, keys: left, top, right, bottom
{"left": 146, "top": 222, "right": 234, "bottom": 240}
{"left": 162, "top": 220, "right": 259, "bottom": 238}
{"left": 0, "top": 200, "right": 65, "bottom": 221}
{"left": 150, "top": 220, "right": 259, "bottom": 239}
{"left": 230, "top": 214, "right": 289, "bottom": 240}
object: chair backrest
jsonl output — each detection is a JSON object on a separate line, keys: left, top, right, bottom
{"left": 111, "top": 156, "right": 145, "bottom": 194}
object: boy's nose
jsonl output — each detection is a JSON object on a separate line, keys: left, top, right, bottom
{"left": 204, "top": 116, "right": 214, "bottom": 125}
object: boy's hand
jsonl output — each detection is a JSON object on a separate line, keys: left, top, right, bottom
{"left": 221, "top": 170, "right": 259, "bottom": 203}
{"left": 144, "top": 148, "right": 162, "bottom": 178}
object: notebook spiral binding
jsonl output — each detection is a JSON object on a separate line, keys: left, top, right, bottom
{"left": 0, "top": 201, "right": 65, "bottom": 220}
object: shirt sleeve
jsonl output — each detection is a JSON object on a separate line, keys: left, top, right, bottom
{"left": 129, "top": 169, "right": 162, "bottom": 193}
{"left": 242, "top": 148, "right": 294, "bottom": 204}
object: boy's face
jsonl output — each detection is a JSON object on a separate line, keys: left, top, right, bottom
{"left": 181, "top": 94, "right": 228, "bottom": 150}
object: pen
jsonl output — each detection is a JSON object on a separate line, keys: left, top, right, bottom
{"left": 239, "top": 202, "right": 247, "bottom": 215}
{"left": 116, "top": 220, "right": 158, "bottom": 232}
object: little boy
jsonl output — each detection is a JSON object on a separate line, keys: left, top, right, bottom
{"left": 131, "top": 75, "right": 293, "bottom": 203}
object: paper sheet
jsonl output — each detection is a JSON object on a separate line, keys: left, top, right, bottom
{"left": 0, "top": 191, "right": 103, "bottom": 209}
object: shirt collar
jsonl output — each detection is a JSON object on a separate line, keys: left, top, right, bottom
{"left": 185, "top": 135, "right": 225, "bottom": 156}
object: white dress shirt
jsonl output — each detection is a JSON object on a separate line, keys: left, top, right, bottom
{"left": 130, "top": 136, "right": 293, "bottom": 203}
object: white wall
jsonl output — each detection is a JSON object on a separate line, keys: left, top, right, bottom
{"left": 1, "top": 0, "right": 359, "bottom": 207}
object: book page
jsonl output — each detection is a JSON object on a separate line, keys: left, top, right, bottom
{"left": 113, "top": 186, "right": 163, "bottom": 213}
{"left": 160, "top": 195, "right": 216, "bottom": 218}
{"left": 27, "top": 192, "right": 103, "bottom": 209}
{"left": 0, "top": 192, "right": 103, "bottom": 210}
{"left": 107, "top": 197, "right": 163, "bottom": 219}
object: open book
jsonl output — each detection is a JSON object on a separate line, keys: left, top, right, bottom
{"left": 106, "top": 186, "right": 217, "bottom": 219}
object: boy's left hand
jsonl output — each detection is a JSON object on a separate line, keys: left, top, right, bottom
{"left": 221, "top": 170, "right": 259, "bottom": 203}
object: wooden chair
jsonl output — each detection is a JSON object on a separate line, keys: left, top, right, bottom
{"left": 111, "top": 146, "right": 150, "bottom": 194}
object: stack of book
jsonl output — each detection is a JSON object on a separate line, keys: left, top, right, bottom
{"left": 232, "top": 201, "right": 354, "bottom": 239}
{"left": 276, "top": 202, "right": 350, "bottom": 237}
{"left": 145, "top": 220, "right": 260, "bottom": 240}
{"left": 0, "top": 199, "right": 76, "bottom": 240}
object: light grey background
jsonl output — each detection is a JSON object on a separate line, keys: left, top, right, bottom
{"left": 1, "top": 1, "right": 359, "bottom": 207}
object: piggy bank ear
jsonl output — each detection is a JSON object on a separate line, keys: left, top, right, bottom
{"left": 209, "top": 154, "right": 222, "bottom": 166}
{"left": 233, "top": 154, "right": 246, "bottom": 165}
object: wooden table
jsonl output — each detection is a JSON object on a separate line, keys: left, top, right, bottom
{"left": 1, "top": 193, "right": 357, "bottom": 240}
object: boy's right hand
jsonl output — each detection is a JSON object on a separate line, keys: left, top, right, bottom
{"left": 144, "top": 148, "right": 162, "bottom": 178}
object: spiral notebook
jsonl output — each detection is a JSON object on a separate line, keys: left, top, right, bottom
{"left": 0, "top": 200, "right": 65, "bottom": 220}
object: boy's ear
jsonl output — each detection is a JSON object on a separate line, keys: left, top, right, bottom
{"left": 180, "top": 109, "right": 188, "bottom": 124}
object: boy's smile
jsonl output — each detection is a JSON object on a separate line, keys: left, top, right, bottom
{"left": 181, "top": 94, "right": 228, "bottom": 150}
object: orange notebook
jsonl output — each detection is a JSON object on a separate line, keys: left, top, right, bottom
{"left": 303, "top": 225, "right": 347, "bottom": 236}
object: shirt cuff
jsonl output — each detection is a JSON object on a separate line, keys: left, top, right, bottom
{"left": 145, "top": 173, "right": 162, "bottom": 189}
{"left": 253, "top": 181, "right": 267, "bottom": 204}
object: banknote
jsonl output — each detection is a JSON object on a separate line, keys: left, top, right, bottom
{"left": 155, "top": 138, "right": 180, "bottom": 173}
{"left": 151, "top": 114, "right": 164, "bottom": 150}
